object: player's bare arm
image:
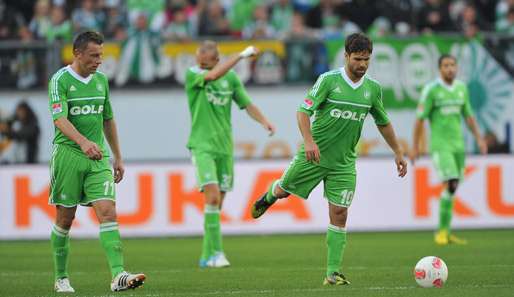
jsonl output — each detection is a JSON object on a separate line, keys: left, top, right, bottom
{"left": 465, "top": 116, "right": 487, "bottom": 154}
{"left": 54, "top": 117, "right": 102, "bottom": 160}
{"left": 245, "top": 103, "right": 275, "bottom": 136}
{"left": 297, "top": 111, "right": 319, "bottom": 163}
{"left": 104, "top": 119, "right": 125, "bottom": 183}
{"left": 411, "top": 118, "right": 425, "bottom": 164}
{"left": 202, "top": 45, "right": 258, "bottom": 82}
{"left": 377, "top": 123, "right": 407, "bottom": 177}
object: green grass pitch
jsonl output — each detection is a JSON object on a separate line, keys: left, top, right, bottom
{"left": 1, "top": 229, "right": 513, "bottom": 297}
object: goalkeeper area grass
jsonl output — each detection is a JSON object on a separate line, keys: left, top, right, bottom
{"left": 1, "top": 229, "right": 513, "bottom": 297}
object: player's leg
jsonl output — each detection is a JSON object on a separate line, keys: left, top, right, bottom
{"left": 447, "top": 152, "right": 467, "bottom": 244}
{"left": 432, "top": 151, "right": 459, "bottom": 245}
{"left": 49, "top": 144, "right": 84, "bottom": 293}
{"left": 251, "top": 155, "right": 322, "bottom": 219}
{"left": 322, "top": 171, "right": 355, "bottom": 286}
{"left": 191, "top": 150, "right": 224, "bottom": 267}
{"left": 86, "top": 159, "right": 145, "bottom": 291}
{"left": 52, "top": 206, "right": 77, "bottom": 293}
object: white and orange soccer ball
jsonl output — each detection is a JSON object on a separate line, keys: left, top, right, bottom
{"left": 413, "top": 256, "right": 448, "bottom": 288}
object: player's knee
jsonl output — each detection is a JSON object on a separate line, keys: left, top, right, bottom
{"left": 273, "top": 184, "right": 290, "bottom": 199}
{"left": 56, "top": 216, "right": 74, "bottom": 230}
{"left": 447, "top": 179, "right": 459, "bottom": 195}
{"left": 96, "top": 208, "right": 117, "bottom": 223}
{"left": 330, "top": 206, "right": 348, "bottom": 227}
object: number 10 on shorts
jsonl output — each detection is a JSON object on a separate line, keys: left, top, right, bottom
{"left": 340, "top": 190, "right": 354, "bottom": 207}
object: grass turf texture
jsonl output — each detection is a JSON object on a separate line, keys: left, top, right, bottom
{"left": 1, "top": 229, "right": 513, "bottom": 297}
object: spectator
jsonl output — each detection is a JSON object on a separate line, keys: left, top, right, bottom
{"left": 496, "top": 0, "right": 514, "bottom": 33}
{"left": 305, "top": 0, "right": 340, "bottom": 30}
{"left": 284, "top": 11, "right": 317, "bottom": 39}
{"left": 456, "top": 3, "right": 490, "bottom": 38}
{"left": 228, "top": 0, "right": 260, "bottom": 33}
{"left": 46, "top": 5, "right": 72, "bottom": 42}
{"left": 0, "top": 0, "right": 26, "bottom": 40}
{"left": 72, "top": 0, "right": 104, "bottom": 32}
{"left": 0, "top": 101, "right": 40, "bottom": 164}
{"left": 417, "top": 0, "right": 455, "bottom": 33}
{"left": 103, "top": 0, "right": 128, "bottom": 40}
{"left": 198, "top": 0, "right": 230, "bottom": 36}
{"left": 375, "top": 0, "right": 415, "bottom": 35}
{"left": 28, "top": 0, "right": 51, "bottom": 40}
{"left": 270, "top": 0, "right": 295, "bottom": 38}
{"left": 162, "top": 7, "right": 193, "bottom": 41}
{"left": 127, "top": 0, "right": 165, "bottom": 32}
{"left": 242, "top": 4, "right": 276, "bottom": 39}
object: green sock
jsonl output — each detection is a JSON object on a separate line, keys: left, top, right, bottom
{"left": 326, "top": 224, "right": 347, "bottom": 277}
{"left": 264, "top": 180, "right": 279, "bottom": 204}
{"left": 51, "top": 225, "right": 70, "bottom": 281}
{"left": 99, "top": 222, "right": 124, "bottom": 278}
{"left": 439, "top": 190, "right": 454, "bottom": 232}
{"left": 201, "top": 205, "right": 216, "bottom": 260}
{"left": 205, "top": 204, "right": 222, "bottom": 253}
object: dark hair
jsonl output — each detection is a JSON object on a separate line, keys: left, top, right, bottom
{"left": 73, "top": 31, "right": 104, "bottom": 52}
{"left": 438, "top": 54, "right": 457, "bottom": 68}
{"left": 345, "top": 33, "right": 373, "bottom": 54}
{"left": 16, "top": 101, "right": 38, "bottom": 124}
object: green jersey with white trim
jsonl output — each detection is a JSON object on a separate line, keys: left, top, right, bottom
{"left": 48, "top": 66, "right": 113, "bottom": 156}
{"left": 185, "top": 66, "right": 252, "bottom": 155}
{"left": 298, "top": 68, "right": 390, "bottom": 170}
{"left": 416, "top": 78, "right": 473, "bottom": 153}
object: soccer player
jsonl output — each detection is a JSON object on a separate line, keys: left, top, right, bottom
{"left": 411, "top": 54, "right": 487, "bottom": 245}
{"left": 48, "top": 31, "right": 145, "bottom": 292}
{"left": 251, "top": 33, "right": 407, "bottom": 285}
{"left": 185, "top": 41, "right": 276, "bottom": 268}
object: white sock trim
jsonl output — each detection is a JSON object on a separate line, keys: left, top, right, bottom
{"left": 100, "top": 222, "right": 119, "bottom": 232}
{"left": 328, "top": 224, "right": 346, "bottom": 233}
{"left": 205, "top": 204, "right": 220, "bottom": 213}
{"left": 52, "top": 225, "right": 69, "bottom": 237}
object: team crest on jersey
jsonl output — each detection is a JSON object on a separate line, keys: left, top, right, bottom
{"left": 52, "top": 103, "right": 62, "bottom": 114}
{"left": 220, "top": 80, "right": 228, "bottom": 88}
{"left": 302, "top": 99, "right": 314, "bottom": 109}
{"left": 97, "top": 84, "right": 103, "bottom": 92}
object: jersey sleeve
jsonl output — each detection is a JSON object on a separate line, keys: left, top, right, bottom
{"left": 461, "top": 85, "right": 474, "bottom": 118}
{"left": 185, "top": 68, "right": 206, "bottom": 90}
{"left": 299, "top": 73, "right": 330, "bottom": 116}
{"left": 231, "top": 71, "right": 252, "bottom": 109}
{"left": 416, "top": 84, "right": 433, "bottom": 119}
{"left": 102, "top": 75, "right": 114, "bottom": 120}
{"left": 48, "top": 72, "right": 68, "bottom": 121}
{"left": 369, "top": 85, "right": 390, "bottom": 125}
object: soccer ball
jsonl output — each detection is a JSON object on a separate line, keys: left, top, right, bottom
{"left": 413, "top": 256, "right": 448, "bottom": 288}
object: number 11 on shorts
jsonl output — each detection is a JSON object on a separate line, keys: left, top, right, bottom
{"left": 103, "top": 181, "right": 115, "bottom": 196}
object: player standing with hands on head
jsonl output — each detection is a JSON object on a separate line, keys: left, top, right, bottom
{"left": 251, "top": 33, "right": 407, "bottom": 285}
{"left": 411, "top": 54, "right": 487, "bottom": 245}
{"left": 48, "top": 31, "right": 145, "bottom": 293}
{"left": 185, "top": 41, "right": 276, "bottom": 268}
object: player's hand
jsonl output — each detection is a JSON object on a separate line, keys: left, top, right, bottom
{"left": 239, "top": 46, "right": 258, "bottom": 58}
{"left": 80, "top": 140, "right": 102, "bottom": 160}
{"left": 304, "top": 139, "right": 320, "bottom": 164}
{"left": 113, "top": 158, "right": 125, "bottom": 183}
{"left": 478, "top": 138, "right": 488, "bottom": 155}
{"left": 395, "top": 153, "right": 408, "bottom": 178}
{"left": 264, "top": 122, "right": 276, "bottom": 136}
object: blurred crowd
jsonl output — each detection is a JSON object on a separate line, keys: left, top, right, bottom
{"left": 1, "top": 0, "right": 513, "bottom": 43}
{"left": 0, "top": 101, "right": 40, "bottom": 164}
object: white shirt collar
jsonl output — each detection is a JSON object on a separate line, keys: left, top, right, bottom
{"left": 437, "top": 77, "right": 455, "bottom": 91}
{"left": 66, "top": 65, "right": 93, "bottom": 84}
{"left": 340, "top": 67, "right": 364, "bottom": 90}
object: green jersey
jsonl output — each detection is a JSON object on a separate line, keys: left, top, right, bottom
{"left": 185, "top": 66, "right": 252, "bottom": 155}
{"left": 416, "top": 78, "right": 473, "bottom": 153}
{"left": 298, "top": 68, "right": 390, "bottom": 170}
{"left": 48, "top": 66, "right": 114, "bottom": 156}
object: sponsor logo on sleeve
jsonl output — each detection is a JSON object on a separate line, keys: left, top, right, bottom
{"left": 52, "top": 103, "right": 62, "bottom": 114}
{"left": 302, "top": 99, "right": 314, "bottom": 109}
